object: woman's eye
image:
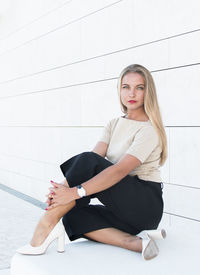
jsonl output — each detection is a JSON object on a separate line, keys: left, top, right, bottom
{"left": 122, "top": 86, "right": 143, "bottom": 90}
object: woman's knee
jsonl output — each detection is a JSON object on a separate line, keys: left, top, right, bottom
{"left": 80, "top": 151, "right": 107, "bottom": 163}
{"left": 80, "top": 151, "right": 96, "bottom": 158}
{"left": 77, "top": 151, "right": 99, "bottom": 163}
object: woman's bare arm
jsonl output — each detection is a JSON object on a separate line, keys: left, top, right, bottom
{"left": 92, "top": 141, "right": 108, "bottom": 158}
{"left": 47, "top": 153, "right": 142, "bottom": 208}
{"left": 71, "top": 153, "right": 142, "bottom": 199}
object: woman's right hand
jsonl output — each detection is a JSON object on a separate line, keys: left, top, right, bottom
{"left": 45, "top": 190, "right": 55, "bottom": 206}
{"left": 45, "top": 180, "right": 69, "bottom": 206}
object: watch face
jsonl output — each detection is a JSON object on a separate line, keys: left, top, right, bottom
{"left": 77, "top": 185, "right": 86, "bottom": 198}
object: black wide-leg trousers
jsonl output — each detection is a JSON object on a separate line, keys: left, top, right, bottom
{"left": 60, "top": 151, "right": 164, "bottom": 242}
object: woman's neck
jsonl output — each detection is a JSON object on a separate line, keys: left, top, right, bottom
{"left": 125, "top": 113, "right": 149, "bottom": 121}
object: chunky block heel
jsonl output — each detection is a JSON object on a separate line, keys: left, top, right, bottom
{"left": 146, "top": 229, "right": 166, "bottom": 240}
{"left": 57, "top": 233, "right": 65, "bottom": 253}
{"left": 137, "top": 228, "right": 167, "bottom": 241}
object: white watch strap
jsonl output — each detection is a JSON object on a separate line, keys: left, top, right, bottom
{"left": 77, "top": 185, "right": 86, "bottom": 198}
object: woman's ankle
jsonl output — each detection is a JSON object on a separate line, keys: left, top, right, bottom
{"left": 30, "top": 218, "right": 59, "bottom": 246}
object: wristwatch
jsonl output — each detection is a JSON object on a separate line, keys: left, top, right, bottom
{"left": 77, "top": 184, "right": 86, "bottom": 198}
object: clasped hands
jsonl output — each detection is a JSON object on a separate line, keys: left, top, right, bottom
{"left": 45, "top": 180, "right": 76, "bottom": 210}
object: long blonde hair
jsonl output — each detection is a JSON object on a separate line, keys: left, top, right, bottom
{"left": 117, "top": 64, "right": 167, "bottom": 166}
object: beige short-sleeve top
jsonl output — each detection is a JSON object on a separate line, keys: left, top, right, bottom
{"left": 98, "top": 116, "right": 162, "bottom": 182}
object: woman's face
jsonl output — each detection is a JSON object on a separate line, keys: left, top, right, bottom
{"left": 120, "top": 72, "right": 145, "bottom": 112}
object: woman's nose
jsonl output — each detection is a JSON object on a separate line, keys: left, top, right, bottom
{"left": 129, "top": 89, "right": 136, "bottom": 96}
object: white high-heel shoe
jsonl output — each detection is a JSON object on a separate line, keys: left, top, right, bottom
{"left": 140, "top": 236, "right": 159, "bottom": 260}
{"left": 137, "top": 228, "right": 167, "bottom": 241}
{"left": 16, "top": 221, "right": 65, "bottom": 255}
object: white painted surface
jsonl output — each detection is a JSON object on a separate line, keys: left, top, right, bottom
{"left": 170, "top": 127, "right": 200, "bottom": 187}
{"left": 10, "top": 225, "right": 200, "bottom": 275}
{"left": 1, "top": 187, "right": 199, "bottom": 274}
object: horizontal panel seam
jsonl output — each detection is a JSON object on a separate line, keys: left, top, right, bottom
{"left": 0, "top": 35, "right": 200, "bottom": 85}
{"left": 1, "top": 62, "right": 200, "bottom": 97}
{"left": 164, "top": 182, "right": 200, "bottom": 190}
{"left": 164, "top": 211, "right": 200, "bottom": 222}
{"left": 0, "top": 0, "right": 123, "bottom": 58}
{"left": 0, "top": 0, "right": 73, "bottom": 42}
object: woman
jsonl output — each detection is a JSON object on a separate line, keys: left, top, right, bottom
{"left": 17, "top": 64, "right": 168, "bottom": 260}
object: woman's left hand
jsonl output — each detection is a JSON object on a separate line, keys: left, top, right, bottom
{"left": 46, "top": 182, "right": 76, "bottom": 210}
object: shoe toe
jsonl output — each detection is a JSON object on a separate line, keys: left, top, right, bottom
{"left": 142, "top": 239, "right": 159, "bottom": 260}
{"left": 17, "top": 244, "right": 32, "bottom": 254}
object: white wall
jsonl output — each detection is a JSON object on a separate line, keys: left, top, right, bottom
{"left": 0, "top": 0, "right": 199, "bottom": 233}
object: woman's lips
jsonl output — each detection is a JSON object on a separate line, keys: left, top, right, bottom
{"left": 128, "top": 100, "right": 137, "bottom": 103}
